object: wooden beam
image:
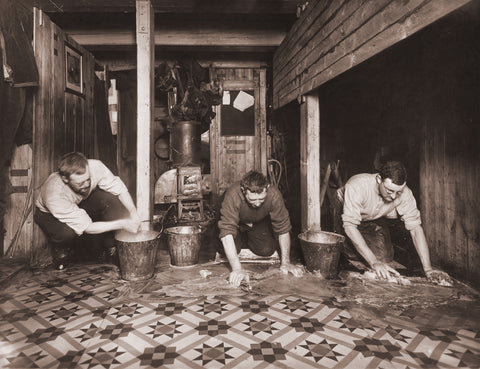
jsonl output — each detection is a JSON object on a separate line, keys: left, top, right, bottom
{"left": 299, "top": 92, "right": 321, "bottom": 232}
{"left": 273, "top": 0, "right": 472, "bottom": 109}
{"left": 259, "top": 68, "right": 268, "bottom": 176}
{"left": 66, "top": 27, "right": 286, "bottom": 48}
{"left": 136, "top": 0, "right": 154, "bottom": 230}
{"left": 34, "top": 0, "right": 300, "bottom": 14}
{"left": 274, "top": 0, "right": 370, "bottom": 95}
{"left": 94, "top": 59, "right": 270, "bottom": 72}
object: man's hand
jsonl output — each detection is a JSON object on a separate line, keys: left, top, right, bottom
{"left": 371, "top": 261, "right": 400, "bottom": 280}
{"left": 425, "top": 269, "right": 453, "bottom": 286}
{"left": 122, "top": 217, "right": 141, "bottom": 233}
{"left": 280, "top": 263, "right": 304, "bottom": 277}
{"left": 229, "top": 269, "right": 249, "bottom": 288}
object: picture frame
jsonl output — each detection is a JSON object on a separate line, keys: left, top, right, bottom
{"left": 65, "top": 43, "right": 83, "bottom": 94}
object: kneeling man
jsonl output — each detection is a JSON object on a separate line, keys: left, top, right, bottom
{"left": 335, "top": 161, "right": 451, "bottom": 284}
{"left": 218, "top": 171, "right": 303, "bottom": 287}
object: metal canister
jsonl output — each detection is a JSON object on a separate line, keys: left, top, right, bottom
{"left": 170, "top": 120, "right": 201, "bottom": 167}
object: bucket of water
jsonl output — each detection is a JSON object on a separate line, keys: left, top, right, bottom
{"left": 164, "top": 225, "right": 204, "bottom": 267}
{"left": 298, "top": 230, "right": 345, "bottom": 278}
{"left": 115, "top": 230, "right": 161, "bottom": 281}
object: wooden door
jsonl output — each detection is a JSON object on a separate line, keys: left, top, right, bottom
{"left": 210, "top": 68, "right": 267, "bottom": 199}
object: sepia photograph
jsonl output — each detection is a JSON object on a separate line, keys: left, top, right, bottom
{"left": 0, "top": 0, "right": 479, "bottom": 368}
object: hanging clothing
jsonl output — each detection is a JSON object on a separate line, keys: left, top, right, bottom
{"left": 0, "top": 0, "right": 38, "bottom": 87}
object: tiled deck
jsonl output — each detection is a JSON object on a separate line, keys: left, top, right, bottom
{"left": 0, "top": 249, "right": 479, "bottom": 368}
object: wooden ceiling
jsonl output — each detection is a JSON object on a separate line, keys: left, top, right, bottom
{"left": 33, "top": 0, "right": 301, "bottom": 15}
{"left": 33, "top": 0, "right": 300, "bottom": 67}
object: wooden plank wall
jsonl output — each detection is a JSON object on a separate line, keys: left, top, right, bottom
{"left": 32, "top": 10, "right": 96, "bottom": 265}
{"left": 272, "top": 0, "right": 472, "bottom": 109}
{"left": 420, "top": 116, "right": 480, "bottom": 284}
{"left": 3, "top": 145, "right": 33, "bottom": 258}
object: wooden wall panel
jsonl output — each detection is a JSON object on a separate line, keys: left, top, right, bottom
{"left": 53, "top": 28, "right": 66, "bottom": 159}
{"left": 4, "top": 145, "right": 33, "bottom": 258}
{"left": 32, "top": 10, "right": 98, "bottom": 265}
{"left": 258, "top": 68, "right": 267, "bottom": 175}
{"left": 420, "top": 116, "right": 480, "bottom": 284}
{"left": 273, "top": 0, "right": 472, "bottom": 109}
{"left": 82, "top": 49, "right": 95, "bottom": 158}
{"left": 32, "top": 8, "right": 55, "bottom": 265}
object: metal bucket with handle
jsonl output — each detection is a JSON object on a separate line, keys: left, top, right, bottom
{"left": 115, "top": 228, "right": 162, "bottom": 281}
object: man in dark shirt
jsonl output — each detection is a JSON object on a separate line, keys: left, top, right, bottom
{"left": 218, "top": 170, "right": 303, "bottom": 287}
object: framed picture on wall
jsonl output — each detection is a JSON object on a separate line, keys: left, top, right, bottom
{"left": 65, "top": 43, "right": 83, "bottom": 94}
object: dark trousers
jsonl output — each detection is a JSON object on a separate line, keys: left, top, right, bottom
{"left": 232, "top": 216, "right": 279, "bottom": 257}
{"left": 334, "top": 195, "right": 394, "bottom": 263}
{"left": 34, "top": 189, "right": 129, "bottom": 262}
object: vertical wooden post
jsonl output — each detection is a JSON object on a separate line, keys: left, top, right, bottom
{"left": 299, "top": 92, "right": 321, "bottom": 232}
{"left": 259, "top": 68, "right": 268, "bottom": 176}
{"left": 31, "top": 8, "right": 54, "bottom": 266}
{"left": 136, "top": 0, "right": 154, "bottom": 230}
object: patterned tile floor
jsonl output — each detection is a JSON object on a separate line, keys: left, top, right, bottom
{"left": 1, "top": 255, "right": 480, "bottom": 368}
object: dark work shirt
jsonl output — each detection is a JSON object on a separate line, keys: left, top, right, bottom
{"left": 218, "top": 181, "right": 292, "bottom": 239}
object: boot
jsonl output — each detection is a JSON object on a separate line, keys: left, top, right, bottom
{"left": 51, "top": 242, "right": 70, "bottom": 270}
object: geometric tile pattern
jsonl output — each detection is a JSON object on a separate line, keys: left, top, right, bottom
{"left": 0, "top": 263, "right": 479, "bottom": 369}
{"left": 194, "top": 341, "right": 234, "bottom": 365}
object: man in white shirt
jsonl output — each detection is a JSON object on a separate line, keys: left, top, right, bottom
{"left": 335, "top": 161, "right": 451, "bottom": 284}
{"left": 35, "top": 152, "right": 141, "bottom": 269}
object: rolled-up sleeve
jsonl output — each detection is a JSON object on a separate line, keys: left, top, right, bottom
{"left": 396, "top": 188, "right": 422, "bottom": 230}
{"left": 90, "top": 160, "right": 128, "bottom": 196}
{"left": 218, "top": 189, "right": 240, "bottom": 239}
{"left": 341, "top": 184, "right": 363, "bottom": 228}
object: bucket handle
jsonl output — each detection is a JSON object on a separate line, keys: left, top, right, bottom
{"left": 154, "top": 207, "right": 171, "bottom": 237}
{"left": 156, "top": 221, "right": 164, "bottom": 237}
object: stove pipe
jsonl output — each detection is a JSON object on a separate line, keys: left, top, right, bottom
{"left": 170, "top": 120, "right": 202, "bottom": 167}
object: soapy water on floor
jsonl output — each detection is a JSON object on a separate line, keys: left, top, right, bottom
{"left": 6, "top": 246, "right": 480, "bottom": 332}
{"left": 116, "top": 249, "right": 480, "bottom": 330}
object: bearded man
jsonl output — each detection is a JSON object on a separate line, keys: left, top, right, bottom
{"left": 35, "top": 152, "right": 140, "bottom": 269}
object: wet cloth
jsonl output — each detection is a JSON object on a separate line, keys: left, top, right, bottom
{"left": 35, "top": 160, "right": 129, "bottom": 235}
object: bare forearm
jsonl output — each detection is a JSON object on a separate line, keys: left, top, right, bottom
{"left": 84, "top": 219, "right": 127, "bottom": 234}
{"left": 344, "top": 225, "right": 378, "bottom": 267}
{"left": 278, "top": 233, "right": 291, "bottom": 265}
{"left": 118, "top": 192, "right": 138, "bottom": 215}
{"left": 221, "top": 234, "right": 242, "bottom": 271}
{"left": 410, "top": 226, "right": 432, "bottom": 272}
